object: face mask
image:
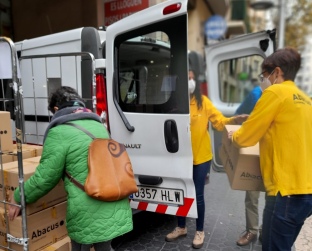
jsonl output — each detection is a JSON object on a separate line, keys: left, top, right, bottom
{"left": 188, "top": 79, "right": 196, "bottom": 94}
{"left": 260, "top": 77, "right": 271, "bottom": 91}
{"left": 260, "top": 70, "right": 276, "bottom": 91}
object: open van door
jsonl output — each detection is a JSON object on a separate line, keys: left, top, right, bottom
{"left": 205, "top": 30, "right": 276, "bottom": 172}
{"left": 105, "top": 0, "right": 197, "bottom": 218}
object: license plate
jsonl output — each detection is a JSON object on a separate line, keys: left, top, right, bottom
{"left": 130, "top": 186, "right": 184, "bottom": 205}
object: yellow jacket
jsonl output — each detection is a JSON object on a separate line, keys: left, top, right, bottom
{"left": 190, "top": 95, "right": 234, "bottom": 165}
{"left": 232, "top": 81, "right": 312, "bottom": 196}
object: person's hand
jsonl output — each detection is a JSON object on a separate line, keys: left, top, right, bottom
{"left": 228, "top": 131, "right": 234, "bottom": 140}
{"left": 8, "top": 197, "right": 21, "bottom": 221}
{"left": 233, "top": 114, "right": 249, "bottom": 124}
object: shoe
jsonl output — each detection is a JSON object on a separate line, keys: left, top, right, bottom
{"left": 192, "top": 231, "right": 205, "bottom": 249}
{"left": 165, "top": 227, "right": 187, "bottom": 242}
{"left": 236, "top": 231, "right": 257, "bottom": 246}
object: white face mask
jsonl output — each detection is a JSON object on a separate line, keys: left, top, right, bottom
{"left": 260, "top": 70, "right": 276, "bottom": 91}
{"left": 188, "top": 79, "right": 196, "bottom": 94}
{"left": 260, "top": 77, "right": 272, "bottom": 91}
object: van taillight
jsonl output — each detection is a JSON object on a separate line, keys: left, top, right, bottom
{"left": 163, "top": 3, "right": 181, "bottom": 15}
{"left": 200, "top": 82, "right": 208, "bottom": 97}
{"left": 96, "top": 73, "right": 109, "bottom": 130}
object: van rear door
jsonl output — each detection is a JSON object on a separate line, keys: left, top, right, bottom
{"left": 205, "top": 30, "right": 276, "bottom": 172}
{"left": 105, "top": 0, "right": 197, "bottom": 218}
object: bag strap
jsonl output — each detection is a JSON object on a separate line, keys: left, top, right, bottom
{"left": 64, "top": 171, "right": 85, "bottom": 191}
{"left": 63, "top": 122, "right": 96, "bottom": 192}
{"left": 65, "top": 122, "right": 96, "bottom": 139}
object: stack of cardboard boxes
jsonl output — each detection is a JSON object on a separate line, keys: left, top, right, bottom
{"left": 0, "top": 111, "right": 70, "bottom": 251}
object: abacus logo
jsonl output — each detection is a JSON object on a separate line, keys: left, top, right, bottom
{"left": 31, "top": 220, "right": 65, "bottom": 239}
{"left": 240, "top": 172, "right": 262, "bottom": 180}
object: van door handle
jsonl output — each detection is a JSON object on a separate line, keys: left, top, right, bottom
{"left": 164, "top": 119, "right": 179, "bottom": 153}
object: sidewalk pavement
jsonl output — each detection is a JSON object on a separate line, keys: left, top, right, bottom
{"left": 114, "top": 169, "right": 312, "bottom": 251}
{"left": 208, "top": 169, "right": 312, "bottom": 251}
{"left": 206, "top": 169, "right": 312, "bottom": 251}
{"left": 295, "top": 215, "right": 312, "bottom": 251}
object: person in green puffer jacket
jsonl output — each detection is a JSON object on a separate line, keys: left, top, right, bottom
{"left": 8, "top": 86, "right": 133, "bottom": 251}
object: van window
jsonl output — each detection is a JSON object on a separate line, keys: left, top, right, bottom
{"left": 219, "top": 55, "right": 263, "bottom": 103}
{"left": 119, "top": 32, "right": 172, "bottom": 106}
{"left": 118, "top": 32, "right": 179, "bottom": 113}
{"left": 114, "top": 15, "right": 188, "bottom": 114}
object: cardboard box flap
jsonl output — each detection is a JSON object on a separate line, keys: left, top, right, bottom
{"left": 224, "top": 125, "right": 259, "bottom": 155}
{"left": 24, "top": 156, "right": 41, "bottom": 164}
{"left": 240, "top": 145, "right": 259, "bottom": 155}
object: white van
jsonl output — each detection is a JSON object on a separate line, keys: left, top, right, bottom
{"left": 0, "top": 0, "right": 276, "bottom": 219}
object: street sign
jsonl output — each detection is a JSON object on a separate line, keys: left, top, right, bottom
{"left": 205, "top": 15, "right": 227, "bottom": 40}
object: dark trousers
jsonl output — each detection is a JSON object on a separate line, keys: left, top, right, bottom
{"left": 71, "top": 239, "right": 112, "bottom": 251}
{"left": 262, "top": 192, "right": 312, "bottom": 251}
{"left": 177, "top": 160, "right": 211, "bottom": 231}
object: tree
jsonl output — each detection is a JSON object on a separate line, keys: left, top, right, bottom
{"left": 284, "top": 0, "right": 312, "bottom": 49}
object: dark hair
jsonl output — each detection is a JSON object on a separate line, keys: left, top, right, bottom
{"left": 48, "top": 86, "right": 85, "bottom": 113}
{"left": 261, "top": 47, "right": 301, "bottom": 81}
{"left": 190, "top": 70, "right": 203, "bottom": 110}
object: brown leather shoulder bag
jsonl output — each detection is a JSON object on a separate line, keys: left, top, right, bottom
{"left": 64, "top": 122, "right": 138, "bottom": 201}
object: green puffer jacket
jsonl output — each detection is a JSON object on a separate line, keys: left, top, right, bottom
{"left": 14, "top": 119, "right": 133, "bottom": 244}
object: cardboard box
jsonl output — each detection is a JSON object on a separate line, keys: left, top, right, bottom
{"left": 0, "top": 228, "right": 8, "bottom": 249}
{"left": 0, "top": 201, "right": 68, "bottom": 251}
{"left": 219, "top": 125, "right": 265, "bottom": 191}
{"left": 42, "top": 236, "right": 70, "bottom": 251}
{"left": 0, "top": 160, "right": 67, "bottom": 215}
{"left": 21, "top": 144, "right": 43, "bottom": 156}
{"left": 12, "top": 144, "right": 43, "bottom": 161}
{"left": 0, "top": 154, "right": 14, "bottom": 164}
{"left": 0, "top": 112, "right": 13, "bottom": 153}
{"left": 24, "top": 156, "right": 42, "bottom": 164}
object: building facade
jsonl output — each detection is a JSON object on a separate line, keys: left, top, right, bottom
{"left": 1, "top": 0, "right": 248, "bottom": 55}
{"left": 296, "top": 37, "right": 312, "bottom": 96}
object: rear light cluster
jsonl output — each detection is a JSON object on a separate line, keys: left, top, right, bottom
{"left": 95, "top": 73, "right": 110, "bottom": 131}
{"left": 200, "top": 82, "right": 208, "bottom": 97}
{"left": 163, "top": 3, "right": 182, "bottom": 15}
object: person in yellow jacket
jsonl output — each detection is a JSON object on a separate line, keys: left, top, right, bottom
{"left": 165, "top": 69, "right": 248, "bottom": 249}
{"left": 229, "top": 47, "right": 312, "bottom": 251}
